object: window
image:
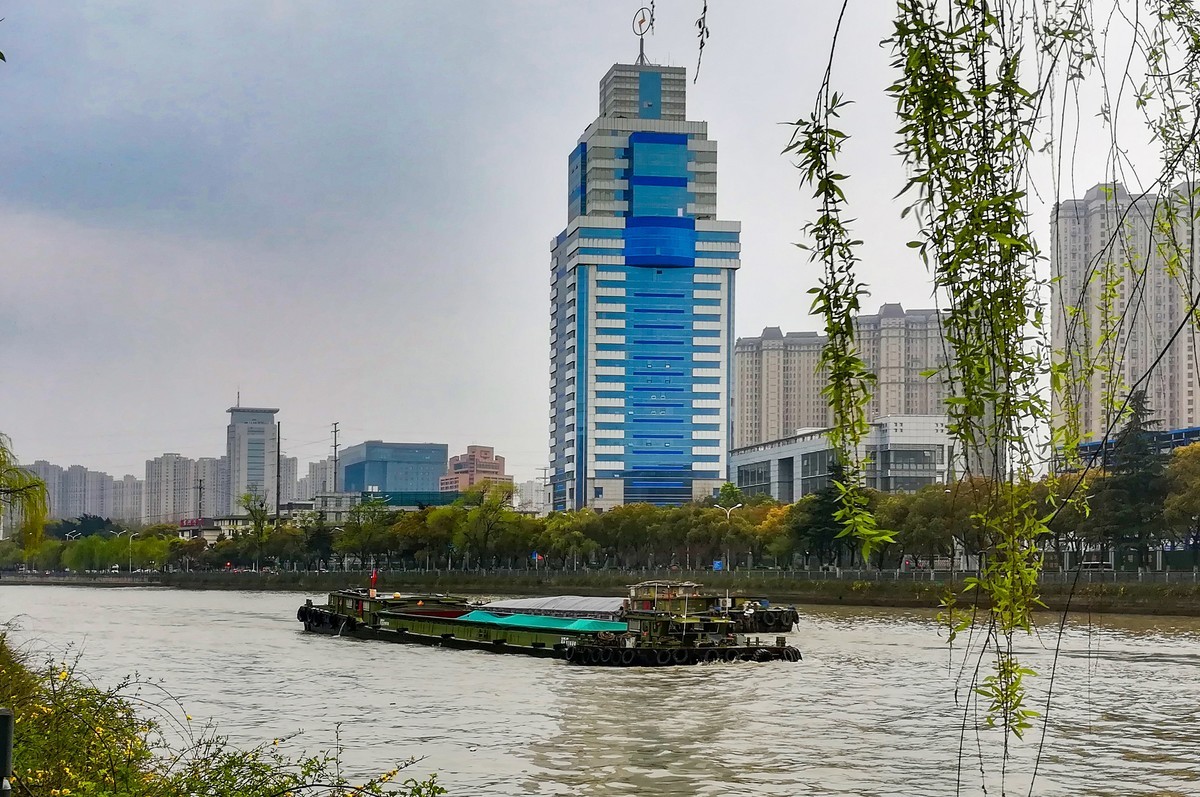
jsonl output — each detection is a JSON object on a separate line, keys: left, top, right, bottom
{"left": 594, "top": 486, "right": 604, "bottom": 499}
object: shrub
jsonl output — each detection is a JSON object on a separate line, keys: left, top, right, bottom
{"left": 0, "top": 631, "right": 443, "bottom": 796}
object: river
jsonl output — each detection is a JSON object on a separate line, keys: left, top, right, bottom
{"left": 1, "top": 586, "right": 1198, "bottom": 796}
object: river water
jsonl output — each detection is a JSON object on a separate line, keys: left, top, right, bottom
{"left": 1, "top": 586, "right": 1198, "bottom": 796}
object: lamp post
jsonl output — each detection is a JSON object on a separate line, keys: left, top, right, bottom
{"left": 719, "top": 503, "right": 742, "bottom": 571}
{"left": 65, "top": 531, "right": 82, "bottom": 540}
{"left": 108, "top": 529, "right": 132, "bottom": 573}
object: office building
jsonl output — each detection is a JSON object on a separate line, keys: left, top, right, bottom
{"left": 340, "top": 441, "right": 448, "bottom": 494}
{"left": 730, "top": 415, "right": 959, "bottom": 502}
{"left": 549, "top": 60, "right": 740, "bottom": 511}
{"left": 734, "top": 304, "right": 950, "bottom": 448}
{"left": 226, "top": 406, "right": 279, "bottom": 513}
{"left": 440, "top": 445, "right": 512, "bottom": 492}
{"left": 143, "top": 453, "right": 197, "bottom": 524}
{"left": 1052, "top": 183, "right": 1200, "bottom": 441}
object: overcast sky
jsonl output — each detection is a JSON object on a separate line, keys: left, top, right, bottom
{"left": 0, "top": 2, "right": 1130, "bottom": 481}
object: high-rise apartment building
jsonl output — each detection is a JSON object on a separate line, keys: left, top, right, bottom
{"left": 195, "top": 457, "right": 225, "bottom": 518}
{"left": 733, "top": 304, "right": 950, "bottom": 448}
{"left": 303, "top": 457, "right": 335, "bottom": 499}
{"left": 226, "top": 407, "right": 279, "bottom": 513}
{"left": 280, "top": 455, "right": 298, "bottom": 503}
{"left": 439, "top": 445, "right": 512, "bottom": 492}
{"left": 85, "top": 470, "right": 113, "bottom": 519}
{"left": 339, "top": 441, "right": 448, "bottom": 494}
{"left": 110, "top": 475, "right": 144, "bottom": 523}
{"left": 142, "top": 453, "right": 197, "bottom": 524}
{"left": 24, "top": 461, "right": 65, "bottom": 518}
{"left": 62, "top": 465, "right": 88, "bottom": 519}
{"left": 549, "top": 61, "right": 740, "bottom": 511}
{"left": 1052, "top": 183, "right": 1199, "bottom": 441}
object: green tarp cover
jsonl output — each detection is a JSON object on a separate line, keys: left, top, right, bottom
{"left": 458, "top": 610, "right": 626, "bottom": 633}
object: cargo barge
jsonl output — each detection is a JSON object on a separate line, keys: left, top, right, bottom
{"left": 482, "top": 582, "right": 801, "bottom": 634}
{"left": 297, "top": 581, "right": 801, "bottom": 666}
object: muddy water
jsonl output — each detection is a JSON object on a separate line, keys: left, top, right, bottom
{"left": 2, "top": 586, "right": 1197, "bottom": 796}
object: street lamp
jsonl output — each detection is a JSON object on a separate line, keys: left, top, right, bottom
{"left": 108, "top": 529, "right": 132, "bottom": 573}
{"left": 65, "top": 531, "right": 82, "bottom": 540}
{"left": 719, "top": 503, "right": 742, "bottom": 571}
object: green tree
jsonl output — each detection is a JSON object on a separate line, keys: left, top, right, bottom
{"left": 453, "top": 484, "right": 516, "bottom": 568}
{"left": 1086, "top": 390, "right": 1169, "bottom": 568}
{"left": 715, "top": 482, "right": 744, "bottom": 508}
{"left": 538, "top": 510, "right": 599, "bottom": 569}
{"left": 238, "top": 492, "right": 271, "bottom": 571}
{"left": 1164, "top": 442, "right": 1200, "bottom": 567}
{"left": 0, "top": 432, "right": 48, "bottom": 558}
{"left": 333, "top": 498, "right": 394, "bottom": 569}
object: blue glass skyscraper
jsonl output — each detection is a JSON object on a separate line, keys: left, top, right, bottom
{"left": 549, "top": 63, "right": 740, "bottom": 511}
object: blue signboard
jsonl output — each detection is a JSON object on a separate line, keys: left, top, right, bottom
{"left": 713, "top": 560, "right": 723, "bottom": 571}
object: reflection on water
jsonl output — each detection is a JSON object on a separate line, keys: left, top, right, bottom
{"left": 2, "top": 587, "right": 1199, "bottom": 796}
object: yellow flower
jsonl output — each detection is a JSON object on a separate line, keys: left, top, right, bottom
{"left": 185, "top": 714, "right": 192, "bottom": 721}
{"left": 273, "top": 738, "right": 280, "bottom": 746}
{"left": 58, "top": 670, "right": 69, "bottom": 681}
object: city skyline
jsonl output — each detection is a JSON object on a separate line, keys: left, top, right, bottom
{"left": 0, "top": 4, "right": 949, "bottom": 484}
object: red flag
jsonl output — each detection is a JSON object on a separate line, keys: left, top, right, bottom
{"left": 370, "top": 569, "right": 378, "bottom": 588}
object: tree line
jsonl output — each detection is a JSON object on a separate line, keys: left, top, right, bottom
{"left": 3, "top": 399, "right": 1196, "bottom": 573}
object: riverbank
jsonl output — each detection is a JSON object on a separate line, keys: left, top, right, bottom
{"left": 7, "top": 569, "right": 1200, "bottom": 616}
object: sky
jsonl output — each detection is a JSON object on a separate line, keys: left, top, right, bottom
{"left": 0, "top": 1, "right": 1128, "bottom": 481}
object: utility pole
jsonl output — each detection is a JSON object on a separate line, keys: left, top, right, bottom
{"left": 537, "top": 466, "right": 550, "bottom": 513}
{"left": 275, "top": 421, "right": 282, "bottom": 530}
{"left": 331, "top": 421, "right": 340, "bottom": 492}
{"left": 195, "top": 477, "right": 204, "bottom": 519}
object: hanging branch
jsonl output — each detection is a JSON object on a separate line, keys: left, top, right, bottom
{"left": 694, "top": 1, "right": 710, "bottom": 83}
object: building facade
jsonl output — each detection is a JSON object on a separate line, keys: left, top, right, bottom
{"left": 24, "top": 461, "right": 65, "bottom": 518}
{"left": 194, "top": 457, "right": 225, "bottom": 519}
{"left": 439, "top": 445, "right": 512, "bottom": 492}
{"left": 301, "top": 456, "right": 335, "bottom": 499}
{"left": 226, "top": 406, "right": 279, "bottom": 513}
{"left": 730, "top": 415, "right": 959, "bottom": 502}
{"left": 1052, "top": 183, "right": 1200, "bottom": 441}
{"left": 515, "top": 478, "right": 548, "bottom": 515}
{"left": 549, "top": 62, "right": 740, "bottom": 511}
{"left": 142, "top": 453, "right": 197, "bottom": 524}
{"left": 339, "top": 441, "right": 448, "bottom": 494}
{"left": 110, "top": 475, "right": 144, "bottom": 523}
{"left": 734, "top": 304, "right": 950, "bottom": 448}
{"left": 280, "top": 455, "right": 299, "bottom": 503}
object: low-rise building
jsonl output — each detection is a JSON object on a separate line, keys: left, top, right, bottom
{"left": 730, "top": 415, "right": 959, "bottom": 502}
{"left": 439, "top": 445, "right": 513, "bottom": 492}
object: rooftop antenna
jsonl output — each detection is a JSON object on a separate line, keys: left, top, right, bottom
{"left": 236, "top": 389, "right": 240, "bottom": 408}
{"left": 633, "top": 6, "right": 653, "bottom": 65}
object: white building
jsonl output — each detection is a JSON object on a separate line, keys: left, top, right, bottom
{"left": 280, "top": 455, "right": 299, "bottom": 503}
{"left": 734, "top": 304, "right": 950, "bottom": 449}
{"left": 1052, "top": 183, "right": 1200, "bottom": 440}
{"left": 195, "top": 457, "right": 226, "bottom": 518}
{"left": 226, "top": 406, "right": 279, "bottom": 514}
{"left": 515, "top": 478, "right": 548, "bottom": 515}
{"left": 729, "top": 415, "right": 960, "bottom": 502}
{"left": 23, "top": 461, "right": 65, "bottom": 518}
{"left": 302, "top": 457, "right": 335, "bottom": 499}
{"left": 110, "top": 475, "right": 144, "bottom": 523}
{"left": 143, "top": 453, "right": 197, "bottom": 524}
